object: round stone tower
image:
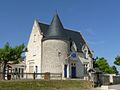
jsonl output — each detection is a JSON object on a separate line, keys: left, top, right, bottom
{"left": 42, "top": 14, "right": 70, "bottom": 75}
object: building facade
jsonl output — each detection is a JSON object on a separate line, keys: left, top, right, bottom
{"left": 25, "top": 14, "right": 93, "bottom": 79}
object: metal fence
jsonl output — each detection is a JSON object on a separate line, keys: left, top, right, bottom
{"left": 0, "top": 72, "right": 62, "bottom": 80}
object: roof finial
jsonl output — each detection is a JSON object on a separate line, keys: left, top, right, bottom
{"left": 43, "top": 10, "right": 69, "bottom": 40}
{"left": 55, "top": 10, "right": 58, "bottom": 15}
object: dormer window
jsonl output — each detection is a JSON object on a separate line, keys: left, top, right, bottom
{"left": 70, "top": 41, "right": 72, "bottom": 51}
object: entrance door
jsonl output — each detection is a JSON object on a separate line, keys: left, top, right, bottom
{"left": 64, "top": 65, "right": 67, "bottom": 78}
{"left": 71, "top": 66, "right": 76, "bottom": 78}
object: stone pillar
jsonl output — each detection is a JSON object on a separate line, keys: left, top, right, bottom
{"left": 62, "top": 64, "right": 64, "bottom": 79}
{"left": 67, "top": 64, "right": 69, "bottom": 78}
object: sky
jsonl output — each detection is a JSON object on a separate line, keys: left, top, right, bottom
{"left": 0, "top": 0, "right": 120, "bottom": 71}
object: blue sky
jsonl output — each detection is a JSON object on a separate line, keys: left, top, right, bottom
{"left": 0, "top": 0, "right": 120, "bottom": 71}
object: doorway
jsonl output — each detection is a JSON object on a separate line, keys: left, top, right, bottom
{"left": 64, "top": 65, "right": 67, "bottom": 78}
{"left": 71, "top": 66, "right": 76, "bottom": 78}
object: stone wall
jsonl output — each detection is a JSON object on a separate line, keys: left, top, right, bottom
{"left": 98, "top": 74, "right": 120, "bottom": 85}
{"left": 112, "top": 75, "right": 120, "bottom": 84}
{"left": 101, "top": 74, "right": 110, "bottom": 85}
{"left": 42, "top": 39, "right": 69, "bottom": 77}
{"left": 25, "top": 20, "right": 42, "bottom": 74}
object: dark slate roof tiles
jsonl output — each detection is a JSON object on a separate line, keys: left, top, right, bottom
{"left": 38, "top": 22, "right": 85, "bottom": 52}
{"left": 43, "top": 14, "right": 69, "bottom": 40}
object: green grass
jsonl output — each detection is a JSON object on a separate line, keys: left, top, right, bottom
{"left": 0, "top": 80, "right": 92, "bottom": 90}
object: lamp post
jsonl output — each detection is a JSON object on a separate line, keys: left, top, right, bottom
{"left": 35, "top": 65, "right": 38, "bottom": 78}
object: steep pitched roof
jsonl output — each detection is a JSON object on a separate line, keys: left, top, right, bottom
{"left": 38, "top": 22, "right": 86, "bottom": 52}
{"left": 43, "top": 14, "right": 69, "bottom": 40}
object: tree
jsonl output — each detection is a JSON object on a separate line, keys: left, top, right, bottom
{"left": 0, "top": 42, "right": 27, "bottom": 80}
{"left": 114, "top": 56, "right": 120, "bottom": 66}
{"left": 112, "top": 66, "right": 118, "bottom": 75}
{"left": 93, "top": 57, "right": 99, "bottom": 68}
{"left": 94, "top": 57, "right": 118, "bottom": 74}
{"left": 94, "top": 57, "right": 109, "bottom": 73}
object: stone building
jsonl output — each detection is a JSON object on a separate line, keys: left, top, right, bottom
{"left": 25, "top": 14, "right": 93, "bottom": 79}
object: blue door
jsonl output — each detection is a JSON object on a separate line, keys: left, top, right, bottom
{"left": 71, "top": 66, "right": 76, "bottom": 78}
{"left": 64, "top": 65, "right": 67, "bottom": 78}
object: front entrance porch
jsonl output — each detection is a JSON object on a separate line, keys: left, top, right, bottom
{"left": 63, "top": 62, "right": 77, "bottom": 79}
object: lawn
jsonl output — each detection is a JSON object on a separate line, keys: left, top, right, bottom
{"left": 0, "top": 80, "right": 92, "bottom": 90}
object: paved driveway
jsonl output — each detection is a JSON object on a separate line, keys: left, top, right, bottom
{"left": 109, "top": 84, "right": 120, "bottom": 90}
{"left": 93, "top": 84, "right": 120, "bottom": 90}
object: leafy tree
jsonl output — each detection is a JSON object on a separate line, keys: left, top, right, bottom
{"left": 93, "top": 57, "right": 99, "bottom": 68}
{"left": 94, "top": 57, "right": 118, "bottom": 74}
{"left": 94, "top": 57, "right": 109, "bottom": 73}
{"left": 112, "top": 66, "right": 118, "bottom": 75}
{"left": 114, "top": 56, "right": 120, "bottom": 66}
{"left": 0, "top": 42, "right": 27, "bottom": 80}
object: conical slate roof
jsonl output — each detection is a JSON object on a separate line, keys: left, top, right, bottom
{"left": 43, "top": 14, "right": 69, "bottom": 40}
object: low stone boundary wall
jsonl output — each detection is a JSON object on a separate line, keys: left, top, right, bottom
{"left": 113, "top": 75, "right": 120, "bottom": 84}
{"left": 101, "top": 75, "right": 110, "bottom": 85}
{"left": 100, "top": 74, "right": 120, "bottom": 85}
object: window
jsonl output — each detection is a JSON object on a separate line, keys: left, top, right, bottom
{"left": 84, "top": 64, "right": 88, "bottom": 75}
{"left": 15, "top": 68, "right": 17, "bottom": 73}
{"left": 21, "top": 68, "right": 24, "bottom": 78}
{"left": 33, "top": 34, "right": 36, "bottom": 42}
{"left": 70, "top": 41, "right": 72, "bottom": 51}
{"left": 19, "top": 68, "right": 20, "bottom": 73}
{"left": 71, "top": 63, "right": 76, "bottom": 66}
{"left": 33, "top": 46, "right": 37, "bottom": 56}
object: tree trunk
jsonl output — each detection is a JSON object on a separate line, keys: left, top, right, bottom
{"left": 2, "top": 62, "right": 7, "bottom": 80}
{"left": 0, "top": 63, "right": 2, "bottom": 80}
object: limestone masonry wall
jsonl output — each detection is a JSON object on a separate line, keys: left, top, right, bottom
{"left": 42, "top": 39, "right": 70, "bottom": 73}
